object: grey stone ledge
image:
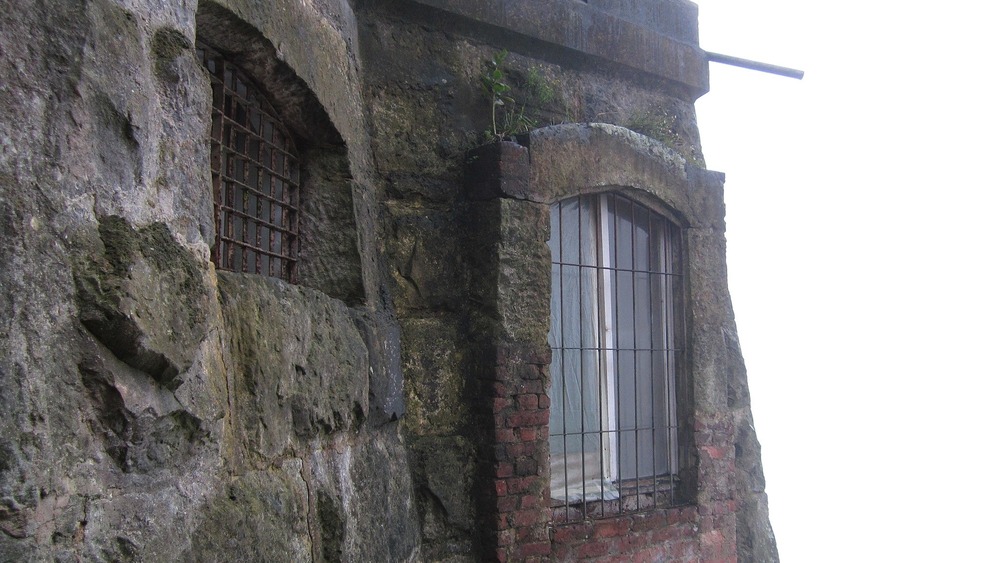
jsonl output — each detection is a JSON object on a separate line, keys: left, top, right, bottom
{"left": 403, "top": 0, "right": 709, "bottom": 97}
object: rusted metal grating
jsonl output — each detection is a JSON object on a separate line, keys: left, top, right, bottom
{"left": 198, "top": 41, "right": 300, "bottom": 282}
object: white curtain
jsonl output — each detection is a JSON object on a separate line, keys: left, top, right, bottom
{"left": 548, "top": 197, "right": 613, "bottom": 501}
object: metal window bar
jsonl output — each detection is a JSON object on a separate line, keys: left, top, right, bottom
{"left": 549, "top": 202, "right": 569, "bottom": 520}
{"left": 549, "top": 193, "right": 685, "bottom": 522}
{"left": 645, "top": 201, "right": 659, "bottom": 509}
{"left": 607, "top": 193, "right": 620, "bottom": 516}
{"left": 578, "top": 197, "right": 589, "bottom": 518}
{"left": 198, "top": 41, "right": 300, "bottom": 282}
{"left": 665, "top": 217, "right": 679, "bottom": 507}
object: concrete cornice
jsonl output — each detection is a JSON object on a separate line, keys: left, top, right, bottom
{"left": 402, "top": 0, "right": 709, "bottom": 98}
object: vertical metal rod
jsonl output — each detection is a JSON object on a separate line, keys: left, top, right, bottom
{"left": 576, "top": 197, "right": 587, "bottom": 515}
{"left": 577, "top": 197, "right": 588, "bottom": 516}
{"left": 593, "top": 196, "right": 607, "bottom": 518}
{"left": 557, "top": 200, "right": 569, "bottom": 522}
{"left": 669, "top": 224, "right": 676, "bottom": 500}
{"left": 669, "top": 223, "right": 681, "bottom": 505}
{"left": 610, "top": 194, "right": 623, "bottom": 515}
{"left": 629, "top": 197, "right": 640, "bottom": 512}
{"left": 648, "top": 207, "right": 658, "bottom": 509}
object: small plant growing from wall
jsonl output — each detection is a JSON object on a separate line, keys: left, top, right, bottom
{"left": 481, "top": 50, "right": 535, "bottom": 142}
{"left": 523, "top": 65, "right": 581, "bottom": 124}
{"left": 524, "top": 66, "right": 556, "bottom": 107}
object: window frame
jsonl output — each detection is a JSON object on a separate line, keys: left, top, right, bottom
{"left": 548, "top": 191, "right": 686, "bottom": 521}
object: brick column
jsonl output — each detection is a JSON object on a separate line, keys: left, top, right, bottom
{"left": 465, "top": 140, "right": 553, "bottom": 561}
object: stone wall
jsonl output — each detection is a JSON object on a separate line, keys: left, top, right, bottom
{"left": 0, "top": 0, "right": 777, "bottom": 561}
{"left": 0, "top": 0, "right": 417, "bottom": 560}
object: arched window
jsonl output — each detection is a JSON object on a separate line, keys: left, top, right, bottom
{"left": 548, "top": 192, "right": 684, "bottom": 518}
{"left": 198, "top": 41, "right": 300, "bottom": 282}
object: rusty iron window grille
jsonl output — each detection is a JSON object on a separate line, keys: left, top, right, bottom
{"left": 548, "top": 193, "right": 686, "bottom": 522}
{"left": 198, "top": 41, "right": 300, "bottom": 282}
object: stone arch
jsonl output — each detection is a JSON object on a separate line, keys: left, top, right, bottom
{"left": 195, "top": 1, "right": 364, "bottom": 303}
{"left": 524, "top": 122, "right": 726, "bottom": 494}
{"left": 525, "top": 123, "right": 726, "bottom": 229}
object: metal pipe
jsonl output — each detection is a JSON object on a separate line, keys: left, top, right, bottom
{"left": 705, "top": 51, "right": 804, "bottom": 80}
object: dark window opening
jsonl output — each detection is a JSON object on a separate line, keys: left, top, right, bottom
{"left": 198, "top": 41, "right": 300, "bottom": 282}
{"left": 548, "top": 193, "right": 686, "bottom": 522}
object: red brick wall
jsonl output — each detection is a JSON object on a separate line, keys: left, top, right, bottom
{"left": 693, "top": 414, "right": 739, "bottom": 562}
{"left": 552, "top": 506, "right": 707, "bottom": 561}
{"left": 486, "top": 344, "right": 740, "bottom": 561}
{"left": 542, "top": 410, "right": 741, "bottom": 562}
{"left": 488, "top": 344, "right": 554, "bottom": 562}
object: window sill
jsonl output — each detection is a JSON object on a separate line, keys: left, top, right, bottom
{"left": 551, "top": 474, "right": 687, "bottom": 523}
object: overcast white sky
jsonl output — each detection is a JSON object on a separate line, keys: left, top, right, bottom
{"left": 695, "top": 0, "right": 1000, "bottom": 560}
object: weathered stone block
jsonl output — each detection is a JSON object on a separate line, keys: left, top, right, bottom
{"left": 74, "top": 216, "right": 213, "bottom": 387}
{"left": 399, "top": 316, "right": 469, "bottom": 435}
{"left": 342, "top": 431, "right": 422, "bottom": 562}
{"left": 385, "top": 203, "right": 468, "bottom": 312}
{"left": 464, "top": 198, "right": 551, "bottom": 349}
{"left": 352, "top": 309, "right": 407, "bottom": 427}
{"left": 528, "top": 123, "right": 698, "bottom": 218}
{"left": 218, "top": 272, "right": 369, "bottom": 458}
{"left": 185, "top": 463, "right": 311, "bottom": 561}
{"left": 495, "top": 199, "right": 551, "bottom": 345}
{"left": 404, "top": 0, "right": 708, "bottom": 97}
{"left": 465, "top": 140, "right": 530, "bottom": 201}
{"left": 409, "top": 435, "right": 477, "bottom": 533}
{"left": 296, "top": 149, "right": 365, "bottom": 305}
